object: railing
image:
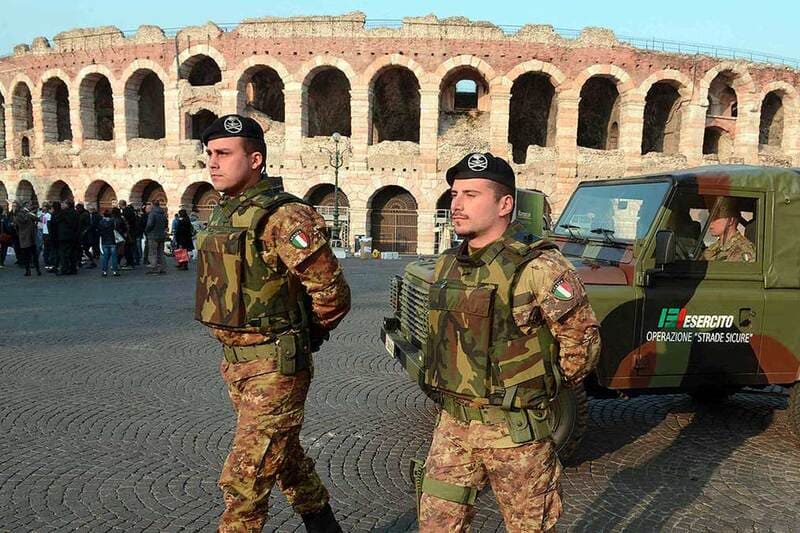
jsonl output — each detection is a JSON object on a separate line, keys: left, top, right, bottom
{"left": 5, "top": 17, "right": 798, "bottom": 69}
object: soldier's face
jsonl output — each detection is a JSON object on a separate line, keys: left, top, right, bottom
{"left": 206, "top": 138, "right": 262, "bottom": 195}
{"left": 709, "top": 216, "right": 736, "bottom": 237}
{"left": 450, "top": 179, "right": 513, "bottom": 240}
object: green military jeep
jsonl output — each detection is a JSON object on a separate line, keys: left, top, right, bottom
{"left": 382, "top": 165, "right": 800, "bottom": 460}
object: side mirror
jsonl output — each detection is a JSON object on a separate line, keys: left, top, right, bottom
{"left": 654, "top": 229, "right": 676, "bottom": 267}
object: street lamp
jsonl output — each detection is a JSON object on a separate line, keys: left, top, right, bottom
{"left": 320, "top": 132, "right": 344, "bottom": 246}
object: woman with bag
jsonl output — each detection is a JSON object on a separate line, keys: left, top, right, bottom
{"left": 97, "top": 209, "right": 125, "bottom": 277}
{"left": 0, "top": 205, "right": 13, "bottom": 268}
{"left": 173, "top": 209, "right": 194, "bottom": 271}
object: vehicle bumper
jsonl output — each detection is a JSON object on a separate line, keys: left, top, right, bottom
{"left": 381, "top": 317, "right": 425, "bottom": 388}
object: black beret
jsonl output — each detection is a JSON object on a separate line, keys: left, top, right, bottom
{"left": 445, "top": 152, "right": 515, "bottom": 190}
{"left": 201, "top": 114, "right": 265, "bottom": 145}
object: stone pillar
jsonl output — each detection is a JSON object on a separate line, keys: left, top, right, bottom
{"left": 164, "top": 87, "right": 181, "bottom": 145}
{"left": 553, "top": 92, "right": 579, "bottom": 211}
{"left": 679, "top": 102, "right": 706, "bottom": 167}
{"left": 489, "top": 92, "right": 511, "bottom": 160}
{"left": 5, "top": 103, "right": 16, "bottom": 159}
{"left": 31, "top": 98, "right": 44, "bottom": 155}
{"left": 349, "top": 206, "right": 368, "bottom": 250}
{"left": 419, "top": 89, "right": 439, "bottom": 172}
{"left": 113, "top": 94, "right": 127, "bottom": 159}
{"left": 69, "top": 88, "right": 84, "bottom": 152}
{"left": 283, "top": 82, "right": 303, "bottom": 169}
{"left": 734, "top": 94, "right": 759, "bottom": 164}
{"left": 349, "top": 88, "right": 369, "bottom": 170}
{"left": 417, "top": 209, "right": 436, "bottom": 255}
{"left": 220, "top": 89, "right": 238, "bottom": 116}
{"left": 619, "top": 99, "right": 645, "bottom": 175}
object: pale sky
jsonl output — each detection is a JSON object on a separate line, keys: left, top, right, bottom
{"left": 1, "top": 0, "right": 797, "bottom": 63}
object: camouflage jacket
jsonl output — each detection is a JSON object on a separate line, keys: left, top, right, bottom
{"left": 195, "top": 181, "right": 351, "bottom": 352}
{"left": 427, "top": 222, "right": 600, "bottom": 409}
{"left": 702, "top": 231, "right": 755, "bottom": 262}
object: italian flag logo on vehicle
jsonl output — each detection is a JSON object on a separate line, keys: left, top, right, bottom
{"left": 551, "top": 277, "right": 574, "bottom": 301}
{"left": 290, "top": 229, "right": 310, "bottom": 249}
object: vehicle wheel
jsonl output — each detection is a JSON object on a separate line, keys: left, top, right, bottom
{"left": 688, "top": 385, "right": 739, "bottom": 403}
{"left": 549, "top": 383, "right": 588, "bottom": 464}
{"left": 789, "top": 384, "right": 800, "bottom": 442}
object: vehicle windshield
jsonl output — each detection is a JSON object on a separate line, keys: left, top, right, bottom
{"left": 554, "top": 181, "right": 671, "bottom": 241}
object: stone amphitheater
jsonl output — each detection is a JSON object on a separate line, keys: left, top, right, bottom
{"left": 0, "top": 12, "right": 797, "bottom": 254}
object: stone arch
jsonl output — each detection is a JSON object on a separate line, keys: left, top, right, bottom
{"left": 368, "top": 185, "right": 418, "bottom": 254}
{"left": 702, "top": 126, "right": 733, "bottom": 158}
{"left": 180, "top": 181, "right": 219, "bottom": 222}
{"left": 85, "top": 180, "right": 118, "bottom": 212}
{"left": 179, "top": 54, "right": 223, "bottom": 86}
{"left": 503, "top": 60, "right": 567, "bottom": 90}
{"left": 435, "top": 189, "right": 452, "bottom": 211}
{"left": 438, "top": 64, "right": 491, "bottom": 113}
{"left": 433, "top": 55, "right": 497, "bottom": 93}
{"left": 130, "top": 179, "right": 168, "bottom": 209}
{"left": 759, "top": 91, "right": 784, "bottom": 149}
{"left": 697, "top": 63, "right": 755, "bottom": 106}
{"left": 570, "top": 65, "right": 635, "bottom": 96}
{"left": 187, "top": 109, "right": 218, "bottom": 140}
{"left": 509, "top": 71, "right": 559, "bottom": 162}
{"left": 757, "top": 81, "right": 798, "bottom": 154}
{"left": 123, "top": 65, "right": 166, "bottom": 140}
{"left": 174, "top": 45, "right": 227, "bottom": 79}
{"left": 41, "top": 75, "right": 73, "bottom": 143}
{"left": 641, "top": 80, "right": 688, "bottom": 155}
{"left": 11, "top": 80, "right": 34, "bottom": 135}
{"left": 20, "top": 136, "right": 30, "bottom": 156}
{"left": 368, "top": 65, "right": 421, "bottom": 144}
{"left": 237, "top": 63, "right": 286, "bottom": 123}
{"left": 305, "top": 183, "right": 350, "bottom": 207}
{"left": 47, "top": 179, "right": 74, "bottom": 203}
{"left": 577, "top": 75, "right": 624, "bottom": 150}
{"left": 15, "top": 179, "right": 38, "bottom": 208}
{"left": 302, "top": 64, "right": 352, "bottom": 137}
{"left": 78, "top": 71, "right": 115, "bottom": 141}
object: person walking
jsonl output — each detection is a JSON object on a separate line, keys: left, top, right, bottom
{"left": 173, "top": 208, "right": 194, "bottom": 270}
{"left": 14, "top": 202, "right": 41, "bottom": 276}
{"left": 76, "top": 203, "right": 97, "bottom": 269}
{"left": 57, "top": 200, "right": 80, "bottom": 275}
{"left": 0, "top": 205, "right": 14, "bottom": 268}
{"left": 97, "top": 209, "right": 123, "bottom": 277}
{"left": 144, "top": 200, "right": 168, "bottom": 275}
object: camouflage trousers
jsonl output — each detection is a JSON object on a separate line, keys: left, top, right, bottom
{"left": 419, "top": 411, "right": 562, "bottom": 533}
{"left": 218, "top": 365, "right": 329, "bottom": 533}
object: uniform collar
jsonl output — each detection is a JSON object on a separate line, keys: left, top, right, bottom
{"left": 456, "top": 221, "right": 523, "bottom": 266}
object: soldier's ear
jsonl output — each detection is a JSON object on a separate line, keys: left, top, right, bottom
{"left": 250, "top": 151, "right": 264, "bottom": 172}
{"left": 498, "top": 194, "right": 514, "bottom": 218}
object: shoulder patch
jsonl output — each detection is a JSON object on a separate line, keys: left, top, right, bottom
{"left": 551, "top": 275, "right": 574, "bottom": 301}
{"left": 289, "top": 229, "right": 310, "bottom": 249}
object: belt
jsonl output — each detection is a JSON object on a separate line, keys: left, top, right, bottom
{"left": 440, "top": 396, "right": 507, "bottom": 424}
{"left": 223, "top": 342, "right": 281, "bottom": 363}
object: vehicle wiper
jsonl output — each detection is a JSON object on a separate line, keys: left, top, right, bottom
{"left": 559, "top": 224, "right": 586, "bottom": 242}
{"left": 590, "top": 227, "right": 620, "bottom": 244}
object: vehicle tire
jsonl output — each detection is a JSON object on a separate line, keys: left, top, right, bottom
{"left": 549, "top": 383, "right": 588, "bottom": 464}
{"left": 789, "top": 384, "right": 800, "bottom": 442}
{"left": 688, "top": 385, "right": 739, "bottom": 403}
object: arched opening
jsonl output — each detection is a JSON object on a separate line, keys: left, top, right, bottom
{"left": 15, "top": 180, "right": 38, "bottom": 208}
{"left": 759, "top": 91, "right": 784, "bottom": 150}
{"left": 369, "top": 186, "right": 418, "bottom": 254}
{"left": 370, "top": 66, "right": 420, "bottom": 144}
{"left": 440, "top": 67, "right": 489, "bottom": 113}
{"left": 509, "top": 72, "right": 557, "bottom": 163}
{"left": 242, "top": 66, "right": 285, "bottom": 122}
{"left": 0, "top": 93, "right": 5, "bottom": 159}
{"left": 577, "top": 76, "right": 620, "bottom": 150}
{"left": 180, "top": 55, "right": 222, "bottom": 87}
{"left": 125, "top": 70, "right": 165, "bottom": 140}
{"left": 42, "top": 77, "right": 73, "bottom": 143}
{"left": 12, "top": 82, "right": 34, "bottom": 133}
{"left": 707, "top": 74, "right": 738, "bottom": 118}
{"left": 20, "top": 136, "right": 30, "bottom": 157}
{"left": 304, "top": 67, "right": 351, "bottom": 137}
{"left": 181, "top": 181, "right": 220, "bottom": 223}
{"left": 85, "top": 180, "right": 117, "bottom": 212}
{"left": 47, "top": 180, "right": 74, "bottom": 203}
{"left": 0, "top": 181, "right": 8, "bottom": 210}
{"left": 305, "top": 183, "right": 350, "bottom": 243}
{"left": 641, "top": 82, "right": 683, "bottom": 154}
{"left": 189, "top": 109, "right": 218, "bottom": 140}
{"left": 79, "top": 73, "right": 114, "bottom": 141}
{"left": 131, "top": 179, "right": 168, "bottom": 211}
{"left": 702, "top": 126, "right": 733, "bottom": 158}
{"left": 434, "top": 190, "right": 454, "bottom": 255}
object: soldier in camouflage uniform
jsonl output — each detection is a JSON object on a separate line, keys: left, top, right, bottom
{"left": 195, "top": 114, "right": 350, "bottom": 533}
{"left": 702, "top": 197, "right": 755, "bottom": 262}
{"left": 415, "top": 153, "right": 600, "bottom": 532}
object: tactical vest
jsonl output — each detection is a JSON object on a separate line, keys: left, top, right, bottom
{"left": 426, "top": 223, "right": 559, "bottom": 410}
{"left": 194, "top": 180, "right": 311, "bottom": 342}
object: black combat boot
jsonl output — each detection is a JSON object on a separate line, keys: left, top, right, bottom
{"left": 300, "top": 503, "right": 343, "bottom": 533}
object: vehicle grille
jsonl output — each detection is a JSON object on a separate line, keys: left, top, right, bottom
{"left": 394, "top": 276, "right": 429, "bottom": 348}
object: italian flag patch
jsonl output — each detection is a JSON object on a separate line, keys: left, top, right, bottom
{"left": 290, "top": 229, "right": 310, "bottom": 249}
{"left": 551, "top": 277, "right": 574, "bottom": 301}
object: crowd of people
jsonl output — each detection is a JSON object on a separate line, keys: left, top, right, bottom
{"left": 0, "top": 199, "right": 200, "bottom": 278}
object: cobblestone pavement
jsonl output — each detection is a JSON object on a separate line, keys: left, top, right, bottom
{"left": 1, "top": 258, "right": 799, "bottom": 532}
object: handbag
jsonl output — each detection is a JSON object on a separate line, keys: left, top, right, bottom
{"left": 114, "top": 229, "right": 125, "bottom": 244}
{"left": 174, "top": 247, "right": 189, "bottom": 264}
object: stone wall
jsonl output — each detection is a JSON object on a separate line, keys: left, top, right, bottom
{"left": 1, "top": 13, "right": 800, "bottom": 254}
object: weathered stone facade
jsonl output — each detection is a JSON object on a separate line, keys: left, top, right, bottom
{"left": 1, "top": 12, "right": 798, "bottom": 253}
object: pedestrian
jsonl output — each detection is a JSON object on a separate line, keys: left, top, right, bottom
{"left": 196, "top": 114, "right": 351, "bottom": 532}
{"left": 76, "top": 203, "right": 97, "bottom": 269}
{"left": 173, "top": 208, "right": 194, "bottom": 270}
{"left": 14, "top": 202, "right": 41, "bottom": 276}
{"left": 57, "top": 199, "right": 80, "bottom": 275}
{"left": 413, "top": 152, "right": 601, "bottom": 533}
{"left": 110, "top": 207, "right": 128, "bottom": 265}
{"left": 48, "top": 201, "right": 62, "bottom": 273}
{"left": 0, "top": 205, "right": 13, "bottom": 268}
{"left": 120, "top": 200, "right": 138, "bottom": 269}
{"left": 88, "top": 206, "right": 101, "bottom": 260}
{"left": 39, "top": 203, "right": 52, "bottom": 269}
{"left": 7, "top": 201, "right": 21, "bottom": 266}
{"left": 144, "top": 200, "right": 168, "bottom": 275}
{"left": 97, "top": 209, "right": 122, "bottom": 277}
{"left": 138, "top": 205, "right": 149, "bottom": 265}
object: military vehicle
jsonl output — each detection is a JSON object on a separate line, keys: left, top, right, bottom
{"left": 382, "top": 166, "right": 800, "bottom": 460}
